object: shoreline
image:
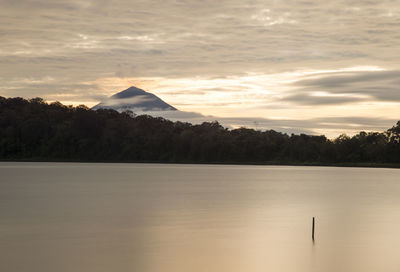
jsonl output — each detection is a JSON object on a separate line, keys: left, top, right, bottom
{"left": 1, "top": 159, "right": 400, "bottom": 169}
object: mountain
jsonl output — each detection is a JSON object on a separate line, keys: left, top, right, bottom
{"left": 92, "top": 86, "right": 177, "bottom": 112}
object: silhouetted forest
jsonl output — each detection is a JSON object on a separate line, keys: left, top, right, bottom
{"left": 1, "top": 96, "right": 400, "bottom": 166}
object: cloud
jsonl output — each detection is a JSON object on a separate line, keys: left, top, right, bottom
{"left": 282, "top": 93, "right": 365, "bottom": 105}
{"left": 297, "top": 70, "right": 400, "bottom": 89}
{"left": 1, "top": 0, "right": 400, "bottom": 82}
{"left": 98, "top": 95, "right": 158, "bottom": 107}
{"left": 283, "top": 69, "right": 400, "bottom": 105}
{"left": 1, "top": 0, "right": 400, "bottom": 136}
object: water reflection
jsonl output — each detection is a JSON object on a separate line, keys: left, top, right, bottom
{"left": 1, "top": 163, "right": 400, "bottom": 272}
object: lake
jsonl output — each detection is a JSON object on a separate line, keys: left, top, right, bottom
{"left": 1, "top": 162, "right": 400, "bottom": 272}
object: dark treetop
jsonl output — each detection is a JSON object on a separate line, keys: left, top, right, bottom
{"left": 1, "top": 96, "right": 400, "bottom": 165}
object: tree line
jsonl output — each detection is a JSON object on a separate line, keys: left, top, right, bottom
{"left": 1, "top": 96, "right": 400, "bottom": 166}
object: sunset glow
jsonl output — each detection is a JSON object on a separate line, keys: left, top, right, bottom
{"left": 1, "top": 1, "right": 399, "bottom": 136}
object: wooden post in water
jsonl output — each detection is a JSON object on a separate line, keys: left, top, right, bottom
{"left": 312, "top": 217, "right": 315, "bottom": 241}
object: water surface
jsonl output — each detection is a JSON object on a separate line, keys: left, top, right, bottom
{"left": 1, "top": 162, "right": 400, "bottom": 272}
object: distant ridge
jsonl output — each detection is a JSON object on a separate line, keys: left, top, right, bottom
{"left": 92, "top": 86, "right": 177, "bottom": 112}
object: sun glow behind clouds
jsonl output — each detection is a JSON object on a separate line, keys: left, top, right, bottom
{"left": 29, "top": 65, "right": 400, "bottom": 137}
{"left": 86, "top": 66, "right": 386, "bottom": 113}
{"left": 1, "top": 0, "right": 400, "bottom": 137}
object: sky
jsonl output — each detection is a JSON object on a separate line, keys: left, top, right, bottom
{"left": 1, "top": 0, "right": 400, "bottom": 137}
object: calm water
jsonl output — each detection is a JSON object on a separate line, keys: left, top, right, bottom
{"left": 1, "top": 162, "right": 400, "bottom": 272}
